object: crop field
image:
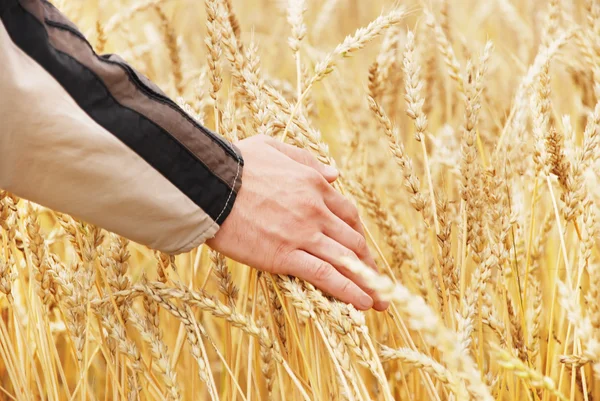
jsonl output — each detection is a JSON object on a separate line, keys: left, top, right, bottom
{"left": 0, "top": 0, "right": 599, "bottom": 400}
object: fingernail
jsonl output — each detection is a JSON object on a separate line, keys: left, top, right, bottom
{"left": 325, "top": 165, "right": 339, "bottom": 177}
{"left": 358, "top": 293, "right": 373, "bottom": 310}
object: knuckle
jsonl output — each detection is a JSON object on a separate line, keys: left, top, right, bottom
{"left": 304, "top": 168, "right": 323, "bottom": 184}
{"left": 340, "top": 281, "right": 354, "bottom": 296}
{"left": 347, "top": 204, "right": 361, "bottom": 225}
{"left": 303, "top": 197, "right": 325, "bottom": 215}
{"left": 307, "top": 232, "right": 322, "bottom": 247}
{"left": 340, "top": 247, "right": 357, "bottom": 261}
{"left": 315, "top": 175, "right": 330, "bottom": 190}
{"left": 313, "top": 262, "right": 332, "bottom": 282}
{"left": 305, "top": 170, "right": 329, "bottom": 192}
{"left": 273, "top": 245, "right": 293, "bottom": 271}
{"left": 355, "top": 235, "right": 368, "bottom": 254}
{"left": 289, "top": 212, "right": 306, "bottom": 228}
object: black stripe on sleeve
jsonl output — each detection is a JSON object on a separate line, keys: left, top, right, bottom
{"left": 1, "top": 0, "right": 242, "bottom": 225}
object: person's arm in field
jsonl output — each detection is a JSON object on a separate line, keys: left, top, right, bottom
{"left": 0, "top": 0, "right": 387, "bottom": 311}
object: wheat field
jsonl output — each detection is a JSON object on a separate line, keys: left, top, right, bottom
{"left": 0, "top": 0, "right": 599, "bottom": 400}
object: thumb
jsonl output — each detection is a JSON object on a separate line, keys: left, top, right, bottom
{"left": 265, "top": 138, "right": 339, "bottom": 183}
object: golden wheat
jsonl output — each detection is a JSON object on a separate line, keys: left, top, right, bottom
{"left": 0, "top": 0, "right": 599, "bottom": 400}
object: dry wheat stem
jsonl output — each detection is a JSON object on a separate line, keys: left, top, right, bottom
{"left": 2, "top": 2, "right": 600, "bottom": 401}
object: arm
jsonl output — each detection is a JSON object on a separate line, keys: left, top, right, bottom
{"left": 0, "top": 0, "right": 242, "bottom": 254}
{"left": 0, "top": 0, "right": 388, "bottom": 311}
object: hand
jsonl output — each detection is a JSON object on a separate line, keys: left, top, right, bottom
{"left": 206, "top": 135, "right": 389, "bottom": 311}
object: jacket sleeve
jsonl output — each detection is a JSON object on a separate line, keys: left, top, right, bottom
{"left": 0, "top": 0, "right": 244, "bottom": 254}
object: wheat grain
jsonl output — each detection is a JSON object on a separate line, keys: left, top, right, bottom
{"left": 3, "top": 2, "right": 600, "bottom": 400}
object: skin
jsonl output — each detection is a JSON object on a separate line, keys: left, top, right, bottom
{"left": 207, "top": 135, "right": 389, "bottom": 311}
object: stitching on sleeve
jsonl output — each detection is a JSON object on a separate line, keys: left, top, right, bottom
{"left": 215, "top": 157, "right": 242, "bottom": 223}
{"left": 180, "top": 157, "right": 241, "bottom": 253}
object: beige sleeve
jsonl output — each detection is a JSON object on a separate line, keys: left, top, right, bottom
{"left": 0, "top": 22, "right": 219, "bottom": 254}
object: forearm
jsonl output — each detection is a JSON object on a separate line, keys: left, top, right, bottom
{"left": 0, "top": 1, "right": 243, "bottom": 253}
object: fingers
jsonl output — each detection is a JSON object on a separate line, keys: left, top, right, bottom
{"left": 279, "top": 250, "right": 374, "bottom": 310}
{"left": 265, "top": 138, "right": 339, "bottom": 183}
{"left": 322, "top": 189, "right": 383, "bottom": 274}
{"left": 308, "top": 235, "right": 390, "bottom": 311}
{"left": 323, "top": 187, "right": 367, "bottom": 237}
{"left": 323, "top": 209, "right": 377, "bottom": 271}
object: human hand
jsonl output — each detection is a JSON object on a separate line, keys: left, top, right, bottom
{"left": 206, "top": 135, "right": 389, "bottom": 311}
